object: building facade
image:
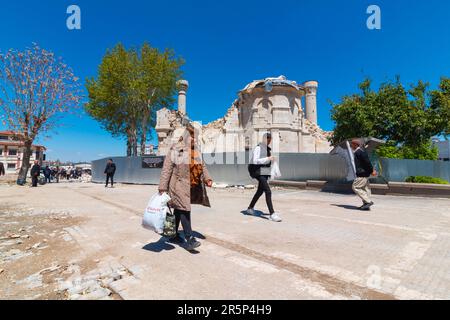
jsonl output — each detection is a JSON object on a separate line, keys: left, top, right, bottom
{"left": 156, "top": 76, "right": 332, "bottom": 156}
{"left": 0, "top": 131, "right": 46, "bottom": 175}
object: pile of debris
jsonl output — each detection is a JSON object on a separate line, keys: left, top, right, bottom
{"left": 58, "top": 258, "right": 134, "bottom": 300}
{"left": 304, "top": 118, "right": 332, "bottom": 141}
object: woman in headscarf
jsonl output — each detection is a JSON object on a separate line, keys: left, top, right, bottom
{"left": 158, "top": 122, "right": 213, "bottom": 251}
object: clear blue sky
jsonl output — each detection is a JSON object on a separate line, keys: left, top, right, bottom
{"left": 1, "top": 0, "right": 450, "bottom": 162}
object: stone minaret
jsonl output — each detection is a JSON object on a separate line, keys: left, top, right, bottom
{"left": 304, "top": 80, "right": 318, "bottom": 124}
{"left": 176, "top": 80, "right": 189, "bottom": 115}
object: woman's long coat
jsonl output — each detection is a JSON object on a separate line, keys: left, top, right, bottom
{"left": 158, "top": 135, "right": 212, "bottom": 212}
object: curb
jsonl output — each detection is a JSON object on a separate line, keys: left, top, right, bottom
{"left": 271, "top": 180, "right": 450, "bottom": 198}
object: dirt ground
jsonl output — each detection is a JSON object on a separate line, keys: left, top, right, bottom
{"left": 0, "top": 203, "right": 83, "bottom": 299}
{"left": 0, "top": 182, "right": 123, "bottom": 300}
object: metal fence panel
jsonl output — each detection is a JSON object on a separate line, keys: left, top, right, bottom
{"left": 380, "top": 158, "right": 450, "bottom": 182}
{"left": 92, "top": 153, "right": 349, "bottom": 185}
{"left": 92, "top": 155, "right": 450, "bottom": 185}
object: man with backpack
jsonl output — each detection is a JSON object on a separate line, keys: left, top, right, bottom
{"left": 246, "top": 133, "right": 282, "bottom": 222}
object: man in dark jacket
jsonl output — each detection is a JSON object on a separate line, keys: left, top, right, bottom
{"left": 44, "top": 166, "right": 52, "bottom": 183}
{"left": 0, "top": 162, "right": 5, "bottom": 176}
{"left": 104, "top": 159, "right": 116, "bottom": 188}
{"left": 351, "top": 139, "right": 377, "bottom": 210}
{"left": 30, "top": 160, "right": 41, "bottom": 187}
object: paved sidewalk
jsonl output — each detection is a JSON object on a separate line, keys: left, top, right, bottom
{"left": 1, "top": 183, "right": 449, "bottom": 300}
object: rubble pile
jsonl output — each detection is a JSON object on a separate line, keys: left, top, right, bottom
{"left": 58, "top": 259, "right": 132, "bottom": 300}
{"left": 304, "top": 118, "right": 332, "bottom": 141}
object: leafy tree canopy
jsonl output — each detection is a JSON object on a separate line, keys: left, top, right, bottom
{"left": 330, "top": 77, "right": 450, "bottom": 160}
{"left": 85, "top": 43, "right": 184, "bottom": 156}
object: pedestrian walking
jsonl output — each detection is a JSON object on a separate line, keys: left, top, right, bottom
{"left": 104, "top": 159, "right": 116, "bottom": 188}
{"left": 350, "top": 139, "right": 377, "bottom": 211}
{"left": 30, "top": 160, "right": 41, "bottom": 187}
{"left": 0, "top": 162, "right": 5, "bottom": 176}
{"left": 246, "top": 133, "right": 282, "bottom": 222}
{"left": 158, "top": 123, "right": 213, "bottom": 252}
{"left": 44, "top": 166, "right": 51, "bottom": 184}
{"left": 54, "top": 166, "right": 60, "bottom": 183}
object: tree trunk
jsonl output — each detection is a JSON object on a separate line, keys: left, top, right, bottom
{"left": 132, "top": 129, "right": 138, "bottom": 156}
{"left": 140, "top": 121, "right": 147, "bottom": 156}
{"left": 126, "top": 136, "right": 132, "bottom": 157}
{"left": 126, "top": 123, "right": 138, "bottom": 157}
{"left": 17, "top": 140, "right": 33, "bottom": 185}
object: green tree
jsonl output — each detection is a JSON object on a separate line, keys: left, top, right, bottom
{"left": 85, "top": 43, "right": 184, "bottom": 156}
{"left": 330, "top": 77, "right": 450, "bottom": 160}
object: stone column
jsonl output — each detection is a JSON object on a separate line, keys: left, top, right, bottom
{"left": 271, "top": 129, "right": 280, "bottom": 155}
{"left": 297, "top": 131, "right": 303, "bottom": 153}
{"left": 176, "top": 80, "right": 189, "bottom": 115}
{"left": 304, "top": 80, "right": 318, "bottom": 124}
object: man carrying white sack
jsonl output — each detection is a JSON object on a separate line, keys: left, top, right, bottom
{"left": 246, "top": 133, "right": 282, "bottom": 222}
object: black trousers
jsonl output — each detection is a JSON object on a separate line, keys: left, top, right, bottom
{"left": 45, "top": 175, "right": 51, "bottom": 183}
{"left": 174, "top": 209, "right": 192, "bottom": 239}
{"left": 105, "top": 174, "right": 114, "bottom": 187}
{"left": 31, "top": 175, "right": 38, "bottom": 187}
{"left": 249, "top": 175, "right": 275, "bottom": 214}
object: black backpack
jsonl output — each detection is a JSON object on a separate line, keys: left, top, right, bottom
{"left": 248, "top": 164, "right": 260, "bottom": 179}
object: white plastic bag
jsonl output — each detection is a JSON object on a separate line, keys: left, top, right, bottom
{"left": 271, "top": 161, "right": 282, "bottom": 180}
{"left": 142, "top": 192, "right": 171, "bottom": 234}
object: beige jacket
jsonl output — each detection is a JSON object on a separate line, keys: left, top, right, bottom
{"left": 158, "top": 134, "right": 212, "bottom": 212}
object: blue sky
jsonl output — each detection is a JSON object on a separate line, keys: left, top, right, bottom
{"left": 1, "top": 0, "right": 450, "bottom": 162}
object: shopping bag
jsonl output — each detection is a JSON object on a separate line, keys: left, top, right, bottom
{"left": 271, "top": 161, "right": 282, "bottom": 180}
{"left": 142, "top": 192, "right": 171, "bottom": 234}
{"left": 163, "top": 206, "right": 176, "bottom": 238}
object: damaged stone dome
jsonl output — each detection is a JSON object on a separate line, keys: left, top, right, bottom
{"left": 155, "top": 76, "right": 331, "bottom": 155}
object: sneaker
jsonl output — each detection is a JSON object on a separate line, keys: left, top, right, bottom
{"left": 246, "top": 208, "right": 256, "bottom": 216}
{"left": 269, "top": 213, "right": 282, "bottom": 222}
{"left": 184, "top": 237, "right": 201, "bottom": 251}
{"left": 360, "top": 202, "right": 374, "bottom": 211}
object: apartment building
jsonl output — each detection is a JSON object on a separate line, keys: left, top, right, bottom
{"left": 0, "top": 131, "right": 46, "bottom": 175}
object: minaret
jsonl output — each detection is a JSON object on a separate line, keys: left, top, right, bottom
{"left": 304, "top": 80, "right": 318, "bottom": 124}
{"left": 176, "top": 80, "right": 189, "bottom": 115}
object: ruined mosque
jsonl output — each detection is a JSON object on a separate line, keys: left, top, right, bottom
{"left": 155, "top": 76, "right": 332, "bottom": 155}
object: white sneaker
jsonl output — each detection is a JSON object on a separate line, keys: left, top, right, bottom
{"left": 269, "top": 213, "right": 282, "bottom": 222}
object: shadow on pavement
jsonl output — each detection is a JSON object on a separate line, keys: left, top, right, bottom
{"left": 240, "top": 209, "right": 270, "bottom": 220}
{"left": 142, "top": 237, "right": 176, "bottom": 252}
{"left": 143, "top": 231, "right": 205, "bottom": 254}
{"left": 192, "top": 231, "right": 206, "bottom": 240}
{"left": 331, "top": 204, "right": 362, "bottom": 211}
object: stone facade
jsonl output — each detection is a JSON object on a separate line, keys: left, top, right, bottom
{"left": 155, "top": 76, "right": 332, "bottom": 156}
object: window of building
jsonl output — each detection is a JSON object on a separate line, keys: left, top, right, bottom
{"left": 245, "top": 136, "right": 250, "bottom": 151}
{"left": 7, "top": 163, "right": 16, "bottom": 170}
{"left": 8, "top": 149, "right": 17, "bottom": 156}
{"left": 0, "top": 149, "right": 2, "bottom": 156}
{"left": 0, "top": 135, "right": 9, "bottom": 141}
